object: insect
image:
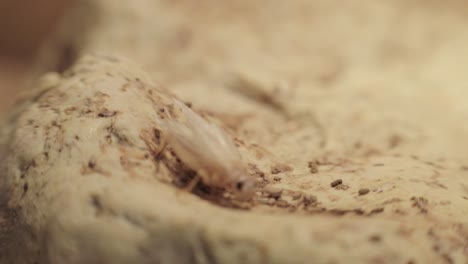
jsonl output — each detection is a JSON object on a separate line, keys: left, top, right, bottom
{"left": 155, "top": 99, "right": 255, "bottom": 198}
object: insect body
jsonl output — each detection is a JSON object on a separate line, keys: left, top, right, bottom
{"left": 156, "top": 99, "right": 255, "bottom": 197}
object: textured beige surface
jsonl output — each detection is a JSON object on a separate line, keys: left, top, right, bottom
{"left": 2, "top": 0, "right": 468, "bottom": 263}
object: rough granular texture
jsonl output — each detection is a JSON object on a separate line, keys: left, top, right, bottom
{"left": 2, "top": 0, "right": 468, "bottom": 263}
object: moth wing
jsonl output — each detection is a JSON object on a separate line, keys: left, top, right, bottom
{"left": 162, "top": 119, "right": 209, "bottom": 169}
{"left": 174, "top": 100, "right": 243, "bottom": 164}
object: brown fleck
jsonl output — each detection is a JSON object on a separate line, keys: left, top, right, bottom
{"left": 233, "top": 137, "right": 245, "bottom": 146}
{"left": 308, "top": 161, "right": 319, "bottom": 173}
{"left": 65, "top": 106, "right": 77, "bottom": 114}
{"left": 358, "top": 188, "right": 370, "bottom": 196}
{"left": 373, "top": 163, "right": 385, "bottom": 167}
{"left": 248, "top": 163, "right": 265, "bottom": 179}
{"left": 330, "top": 179, "right": 343, "bottom": 188}
{"left": 388, "top": 134, "right": 403, "bottom": 148}
{"left": 23, "top": 183, "right": 28, "bottom": 195}
{"left": 411, "top": 197, "right": 429, "bottom": 214}
{"left": 248, "top": 164, "right": 268, "bottom": 188}
{"left": 184, "top": 102, "right": 193, "bottom": 108}
{"left": 424, "top": 161, "right": 446, "bottom": 170}
{"left": 382, "top": 198, "right": 403, "bottom": 205}
{"left": 354, "top": 141, "right": 363, "bottom": 149}
{"left": 121, "top": 83, "right": 130, "bottom": 92}
{"left": 271, "top": 163, "right": 293, "bottom": 174}
{"left": 329, "top": 209, "right": 348, "bottom": 216}
{"left": 98, "top": 110, "right": 118, "bottom": 118}
{"left": 88, "top": 158, "right": 96, "bottom": 169}
{"left": 312, "top": 158, "right": 329, "bottom": 166}
{"left": 51, "top": 120, "right": 61, "bottom": 127}
{"left": 270, "top": 168, "right": 280, "bottom": 175}
{"left": 91, "top": 194, "right": 103, "bottom": 213}
{"left": 368, "top": 207, "right": 384, "bottom": 215}
{"left": 335, "top": 184, "right": 349, "bottom": 190}
{"left": 353, "top": 209, "right": 365, "bottom": 215}
{"left": 369, "top": 235, "right": 382, "bottom": 243}
{"left": 273, "top": 176, "right": 282, "bottom": 182}
{"left": 303, "top": 194, "right": 317, "bottom": 206}
{"left": 81, "top": 158, "right": 110, "bottom": 176}
{"left": 424, "top": 180, "right": 447, "bottom": 189}
{"left": 394, "top": 209, "right": 407, "bottom": 215}
{"left": 263, "top": 187, "right": 283, "bottom": 199}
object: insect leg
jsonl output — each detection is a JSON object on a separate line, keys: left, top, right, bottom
{"left": 155, "top": 137, "right": 167, "bottom": 157}
{"left": 184, "top": 175, "right": 200, "bottom": 193}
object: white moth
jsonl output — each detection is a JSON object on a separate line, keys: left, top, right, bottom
{"left": 156, "top": 99, "right": 255, "bottom": 197}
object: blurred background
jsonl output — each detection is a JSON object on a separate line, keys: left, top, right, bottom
{"left": 0, "top": 0, "right": 72, "bottom": 113}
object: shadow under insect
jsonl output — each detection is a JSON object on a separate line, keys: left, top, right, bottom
{"left": 143, "top": 128, "right": 252, "bottom": 210}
